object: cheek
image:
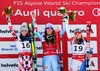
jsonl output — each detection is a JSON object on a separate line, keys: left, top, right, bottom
{"left": 49, "top": 30, "right": 53, "bottom": 34}
{"left": 50, "top": 30, "right": 53, "bottom": 33}
{"left": 77, "top": 35, "right": 81, "bottom": 38}
{"left": 22, "top": 32, "right": 28, "bottom": 36}
{"left": 75, "top": 34, "right": 81, "bottom": 38}
{"left": 47, "top": 30, "right": 52, "bottom": 33}
{"left": 46, "top": 30, "right": 49, "bottom": 33}
{"left": 75, "top": 35, "right": 78, "bottom": 37}
{"left": 79, "top": 34, "right": 82, "bottom": 37}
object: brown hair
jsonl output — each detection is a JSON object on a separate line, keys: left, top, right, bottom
{"left": 44, "top": 29, "right": 56, "bottom": 44}
{"left": 74, "top": 34, "right": 84, "bottom": 44}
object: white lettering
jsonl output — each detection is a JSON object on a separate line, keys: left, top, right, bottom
{"left": 43, "top": 1, "right": 61, "bottom": 5}
{"left": 62, "top": 1, "right": 70, "bottom": 5}
{"left": 14, "top": 9, "right": 23, "bottom": 16}
{"left": 24, "top": 1, "right": 42, "bottom": 6}
{"left": 14, "top": 9, "right": 40, "bottom": 16}
{"left": 43, "top": 11, "right": 50, "bottom": 18}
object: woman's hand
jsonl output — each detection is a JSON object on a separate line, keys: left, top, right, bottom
{"left": 6, "top": 15, "right": 12, "bottom": 27}
{"left": 31, "top": 12, "right": 36, "bottom": 21}
{"left": 6, "top": 15, "right": 10, "bottom": 21}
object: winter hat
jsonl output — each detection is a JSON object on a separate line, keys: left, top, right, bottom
{"left": 20, "top": 22, "right": 28, "bottom": 32}
{"left": 74, "top": 28, "right": 82, "bottom": 34}
{"left": 45, "top": 23, "right": 53, "bottom": 29}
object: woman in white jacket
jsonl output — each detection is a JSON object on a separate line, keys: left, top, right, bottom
{"left": 65, "top": 15, "right": 92, "bottom": 71}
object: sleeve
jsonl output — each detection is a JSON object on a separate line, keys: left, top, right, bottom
{"left": 60, "top": 14, "right": 69, "bottom": 37}
{"left": 61, "top": 14, "right": 73, "bottom": 44}
{"left": 60, "top": 20, "right": 66, "bottom": 37}
{"left": 36, "top": 32, "right": 43, "bottom": 41}
{"left": 32, "top": 20, "right": 43, "bottom": 41}
{"left": 6, "top": 15, "right": 18, "bottom": 40}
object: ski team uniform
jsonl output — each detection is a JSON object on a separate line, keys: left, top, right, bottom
{"left": 36, "top": 21, "right": 66, "bottom": 71}
{"left": 17, "top": 38, "right": 33, "bottom": 71}
{"left": 65, "top": 16, "right": 89, "bottom": 71}
{"left": 70, "top": 38, "right": 87, "bottom": 71}
{"left": 8, "top": 21, "right": 33, "bottom": 71}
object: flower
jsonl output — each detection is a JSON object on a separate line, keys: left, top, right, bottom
{"left": 58, "top": 7, "right": 66, "bottom": 14}
{"left": 2, "top": 6, "right": 13, "bottom": 15}
{"left": 69, "top": 11, "right": 76, "bottom": 21}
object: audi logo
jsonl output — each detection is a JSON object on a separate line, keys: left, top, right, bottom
{"left": 92, "top": 8, "right": 100, "bottom": 16}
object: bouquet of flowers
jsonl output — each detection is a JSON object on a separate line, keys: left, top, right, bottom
{"left": 58, "top": 7, "right": 67, "bottom": 14}
{"left": 58, "top": 7, "right": 76, "bottom": 21}
{"left": 2, "top": 6, "right": 13, "bottom": 15}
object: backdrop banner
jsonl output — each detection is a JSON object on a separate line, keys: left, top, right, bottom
{"left": 0, "top": 0, "right": 100, "bottom": 71}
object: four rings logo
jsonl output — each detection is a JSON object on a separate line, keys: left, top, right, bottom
{"left": 92, "top": 8, "right": 100, "bottom": 16}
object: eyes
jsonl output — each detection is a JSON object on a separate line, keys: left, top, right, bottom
{"left": 46, "top": 27, "right": 53, "bottom": 30}
{"left": 74, "top": 32, "right": 82, "bottom": 35}
{"left": 21, "top": 30, "right": 28, "bottom": 33}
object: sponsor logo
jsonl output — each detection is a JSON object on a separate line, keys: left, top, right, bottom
{"left": 1, "top": 63, "right": 18, "bottom": 67}
{"left": 92, "top": 8, "right": 100, "bottom": 16}
{"left": 36, "top": 46, "right": 42, "bottom": 50}
{"left": 0, "top": 29, "right": 18, "bottom": 34}
{"left": 14, "top": 9, "right": 85, "bottom": 18}
{"left": 14, "top": 9, "right": 40, "bottom": 16}
{"left": 1, "top": 48, "right": 13, "bottom": 51}
{"left": 70, "top": 29, "right": 86, "bottom": 33}
{"left": 10, "top": 45, "right": 16, "bottom": 48}
{"left": 1, "top": 47, "right": 18, "bottom": 51}
{"left": 14, "top": 48, "right": 18, "bottom": 51}
{"left": 90, "top": 61, "right": 95, "bottom": 67}
{"left": 69, "top": 24, "right": 97, "bottom": 37}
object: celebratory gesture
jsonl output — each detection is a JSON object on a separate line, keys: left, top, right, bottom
{"left": 58, "top": 7, "right": 76, "bottom": 21}
{"left": 31, "top": 9, "right": 68, "bottom": 70}
{"left": 3, "top": 6, "right": 34, "bottom": 71}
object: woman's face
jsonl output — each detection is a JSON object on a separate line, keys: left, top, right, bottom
{"left": 46, "top": 28, "right": 53, "bottom": 35}
{"left": 75, "top": 32, "right": 82, "bottom": 39}
{"left": 21, "top": 30, "right": 28, "bottom": 36}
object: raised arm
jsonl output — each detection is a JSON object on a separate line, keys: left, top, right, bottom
{"left": 61, "top": 14, "right": 73, "bottom": 44}
{"left": 60, "top": 14, "right": 67, "bottom": 37}
{"left": 6, "top": 15, "right": 18, "bottom": 40}
{"left": 31, "top": 13, "right": 43, "bottom": 41}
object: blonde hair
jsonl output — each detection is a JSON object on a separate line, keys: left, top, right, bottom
{"left": 74, "top": 34, "right": 84, "bottom": 44}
